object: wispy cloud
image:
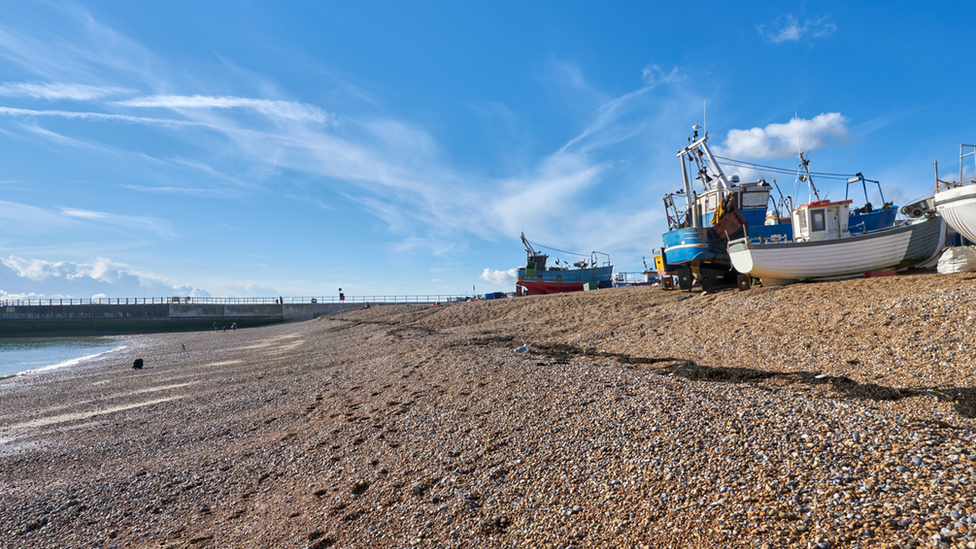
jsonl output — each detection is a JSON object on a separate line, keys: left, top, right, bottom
{"left": 757, "top": 15, "right": 837, "bottom": 44}
{"left": 0, "top": 106, "right": 198, "bottom": 128}
{"left": 0, "top": 199, "right": 173, "bottom": 239}
{"left": 58, "top": 206, "right": 174, "bottom": 237}
{"left": 641, "top": 65, "right": 685, "bottom": 86}
{"left": 0, "top": 6, "right": 693, "bottom": 273}
{"left": 0, "top": 81, "right": 133, "bottom": 100}
{"left": 716, "top": 113, "right": 850, "bottom": 159}
{"left": 117, "top": 95, "right": 333, "bottom": 124}
{"left": 120, "top": 184, "right": 236, "bottom": 197}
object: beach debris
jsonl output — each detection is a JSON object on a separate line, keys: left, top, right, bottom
{"left": 132, "top": 358, "right": 144, "bottom": 370}
{"left": 814, "top": 374, "right": 829, "bottom": 379}
{"left": 513, "top": 344, "right": 528, "bottom": 354}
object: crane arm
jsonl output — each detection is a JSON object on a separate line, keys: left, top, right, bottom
{"left": 520, "top": 232, "right": 538, "bottom": 256}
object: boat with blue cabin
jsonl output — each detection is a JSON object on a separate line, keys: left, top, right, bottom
{"left": 727, "top": 151, "right": 944, "bottom": 285}
{"left": 846, "top": 173, "right": 897, "bottom": 235}
{"left": 661, "top": 127, "right": 793, "bottom": 290}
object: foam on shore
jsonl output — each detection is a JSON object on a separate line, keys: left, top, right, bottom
{"left": 14, "top": 344, "right": 127, "bottom": 377}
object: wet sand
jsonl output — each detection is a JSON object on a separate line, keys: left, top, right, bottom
{"left": 1, "top": 272, "right": 975, "bottom": 548}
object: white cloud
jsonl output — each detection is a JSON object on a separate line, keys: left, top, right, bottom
{"left": 60, "top": 208, "right": 107, "bottom": 220}
{"left": 480, "top": 268, "right": 518, "bottom": 287}
{"left": 117, "top": 95, "right": 332, "bottom": 124}
{"left": 0, "top": 82, "right": 132, "bottom": 100}
{"left": 0, "top": 106, "right": 198, "bottom": 128}
{"left": 641, "top": 65, "right": 685, "bottom": 86}
{"left": 0, "top": 255, "right": 211, "bottom": 299}
{"left": 0, "top": 8, "right": 692, "bottom": 265}
{"left": 717, "top": 113, "right": 850, "bottom": 159}
{"left": 758, "top": 15, "right": 837, "bottom": 44}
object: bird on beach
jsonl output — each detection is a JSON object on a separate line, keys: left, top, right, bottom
{"left": 513, "top": 344, "right": 528, "bottom": 353}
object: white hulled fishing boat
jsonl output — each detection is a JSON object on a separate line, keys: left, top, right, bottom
{"left": 933, "top": 144, "right": 976, "bottom": 243}
{"left": 728, "top": 152, "right": 945, "bottom": 285}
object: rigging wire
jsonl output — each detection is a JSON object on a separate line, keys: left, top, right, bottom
{"left": 712, "top": 155, "right": 857, "bottom": 180}
{"left": 524, "top": 238, "right": 590, "bottom": 258}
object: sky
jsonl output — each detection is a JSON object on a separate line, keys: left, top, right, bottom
{"left": 1, "top": 1, "right": 975, "bottom": 300}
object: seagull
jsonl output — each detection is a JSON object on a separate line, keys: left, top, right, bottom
{"left": 513, "top": 344, "right": 528, "bottom": 354}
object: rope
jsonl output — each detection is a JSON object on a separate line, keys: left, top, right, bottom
{"left": 524, "top": 238, "right": 590, "bottom": 257}
{"left": 713, "top": 155, "right": 856, "bottom": 181}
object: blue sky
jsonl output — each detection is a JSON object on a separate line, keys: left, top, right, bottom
{"left": 1, "top": 1, "right": 974, "bottom": 299}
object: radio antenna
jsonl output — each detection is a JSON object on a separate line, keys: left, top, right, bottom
{"left": 703, "top": 100, "right": 707, "bottom": 135}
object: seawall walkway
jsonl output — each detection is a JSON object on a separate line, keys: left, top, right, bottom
{"left": 0, "top": 295, "right": 464, "bottom": 336}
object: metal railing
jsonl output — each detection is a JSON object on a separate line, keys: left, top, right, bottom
{"left": 1, "top": 295, "right": 470, "bottom": 307}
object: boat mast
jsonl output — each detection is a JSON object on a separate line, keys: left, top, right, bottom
{"left": 677, "top": 125, "right": 731, "bottom": 228}
{"left": 698, "top": 139, "right": 730, "bottom": 192}
{"left": 798, "top": 151, "right": 821, "bottom": 202}
{"left": 520, "top": 232, "right": 538, "bottom": 257}
{"left": 680, "top": 150, "right": 697, "bottom": 228}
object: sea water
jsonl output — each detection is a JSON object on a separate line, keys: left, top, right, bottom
{"left": 0, "top": 337, "right": 126, "bottom": 379}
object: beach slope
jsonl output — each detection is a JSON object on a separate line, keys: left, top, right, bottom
{"left": 1, "top": 272, "right": 975, "bottom": 548}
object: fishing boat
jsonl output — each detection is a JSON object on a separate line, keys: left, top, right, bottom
{"left": 661, "top": 126, "right": 795, "bottom": 291}
{"left": 515, "top": 233, "right": 613, "bottom": 295}
{"left": 846, "top": 173, "right": 897, "bottom": 235}
{"left": 612, "top": 259, "right": 659, "bottom": 287}
{"left": 728, "top": 153, "right": 945, "bottom": 286}
{"left": 933, "top": 144, "right": 976, "bottom": 244}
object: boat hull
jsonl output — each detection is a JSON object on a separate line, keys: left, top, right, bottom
{"left": 662, "top": 228, "right": 729, "bottom": 268}
{"left": 516, "top": 265, "right": 613, "bottom": 295}
{"left": 935, "top": 184, "right": 976, "bottom": 243}
{"left": 728, "top": 216, "right": 945, "bottom": 285}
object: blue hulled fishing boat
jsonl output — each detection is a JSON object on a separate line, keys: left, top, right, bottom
{"left": 660, "top": 126, "right": 793, "bottom": 290}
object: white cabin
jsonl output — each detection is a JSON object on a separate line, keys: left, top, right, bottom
{"left": 792, "top": 199, "right": 853, "bottom": 242}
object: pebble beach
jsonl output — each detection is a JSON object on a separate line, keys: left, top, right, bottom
{"left": 2, "top": 272, "right": 976, "bottom": 549}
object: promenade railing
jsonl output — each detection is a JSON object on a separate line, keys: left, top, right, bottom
{"left": 2, "top": 295, "right": 470, "bottom": 307}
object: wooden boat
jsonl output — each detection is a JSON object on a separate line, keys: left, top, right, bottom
{"left": 727, "top": 153, "right": 945, "bottom": 286}
{"left": 515, "top": 233, "right": 612, "bottom": 295}
{"left": 933, "top": 144, "right": 976, "bottom": 243}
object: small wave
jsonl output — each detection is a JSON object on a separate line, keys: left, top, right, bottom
{"left": 17, "top": 345, "right": 128, "bottom": 377}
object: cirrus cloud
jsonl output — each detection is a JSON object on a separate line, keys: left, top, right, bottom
{"left": 0, "top": 81, "right": 133, "bottom": 100}
{"left": 116, "top": 94, "right": 333, "bottom": 124}
{"left": 757, "top": 15, "right": 837, "bottom": 44}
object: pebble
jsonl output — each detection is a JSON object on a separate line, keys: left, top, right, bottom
{"left": 2, "top": 275, "right": 976, "bottom": 548}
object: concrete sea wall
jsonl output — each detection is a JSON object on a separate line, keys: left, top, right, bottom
{"left": 0, "top": 302, "right": 366, "bottom": 336}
